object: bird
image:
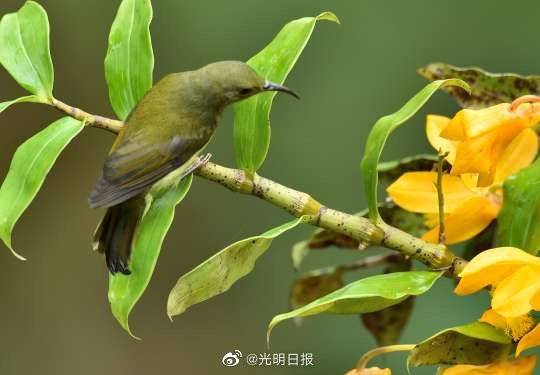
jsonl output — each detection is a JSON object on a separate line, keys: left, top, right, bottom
{"left": 89, "top": 61, "right": 299, "bottom": 275}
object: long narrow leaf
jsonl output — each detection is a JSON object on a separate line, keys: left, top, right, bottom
{"left": 234, "top": 12, "right": 339, "bottom": 173}
{"left": 0, "top": 1, "right": 54, "bottom": 100}
{"left": 105, "top": 0, "right": 154, "bottom": 120}
{"left": 360, "top": 79, "right": 469, "bottom": 222}
{"left": 167, "top": 216, "right": 308, "bottom": 318}
{"left": 109, "top": 175, "right": 193, "bottom": 337}
{"left": 267, "top": 271, "right": 442, "bottom": 345}
{"left": 497, "top": 159, "right": 540, "bottom": 254}
{"left": 0, "top": 117, "right": 84, "bottom": 259}
{"left": 0, "top": 95, "right": 43, "bottom": 114}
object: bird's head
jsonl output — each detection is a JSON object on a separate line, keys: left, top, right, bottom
{"left": 197, "top": 61, "right": 299, "bottom": 106}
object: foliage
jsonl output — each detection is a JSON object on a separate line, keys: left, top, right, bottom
{"left": 1, "top": 1, "right": 540, "bottom": 374}
{"left": 498, "top": 158, "right": 540, "bottom": 255}
{"left": 234, "top": 12, "right": 339, "bottom": 173}
{"left": 359, "top": 79, "right": 469, "bottom": 222}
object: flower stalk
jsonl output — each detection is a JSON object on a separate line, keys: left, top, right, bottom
{"left": 356, "top": 344, "right": 416, "bottom": 370}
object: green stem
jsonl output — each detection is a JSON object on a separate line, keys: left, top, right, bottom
{"left": 436, "top": 151, "right": 447, "bottom": 244}
{"left": 356, "top": 344, "right": 416, "bottom": 370}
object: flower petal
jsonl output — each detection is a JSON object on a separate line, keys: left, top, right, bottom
{"left": 480, "top": 309, "right": 534, "bottom": 341}
{"left": 426, "top": 115, "right": 457, "bottom": 163}
{"left": 346, "top": 368, "right": 391, "bottom": 375}
{"left": 387, "top": 172, "right": 476, "bottom": 214}
{"left": 455, "top": 247, "right": 540, "bottom": 295}
{"left": 517, "top": 324, "right": 540, "bottom": 356}
{"left": 513, "top": 102, "right": 540, "bottom": 128}
{"left": 440, "top": 356, "right": 536, "bottom": 374}
{"left": 492, "top": 265, "right": 540, "bottom": 317}
{"left": 422, "top": 196, "right": 498, "bottom": 245}
{"left": 459, "top": 104, "right": 514, "bottom": 138}
{"left": 451, "top": 130, "right": 499, "bottom": 179}
{"left": 440, "top": 110, "right": 467, "bottom": 140}
{"left": 494, "top": 128, "right": 539, "bottom": 184}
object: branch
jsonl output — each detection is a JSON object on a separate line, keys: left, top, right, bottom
{"left": 50, "top": 98, "right": 467, "bottom": 277}
{"left": 51, "top": 98, "right": 124, "bottom": 133}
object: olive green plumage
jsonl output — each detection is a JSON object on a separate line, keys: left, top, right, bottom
{"left": 90, "top": 61, "right": 298, "bottom": 275}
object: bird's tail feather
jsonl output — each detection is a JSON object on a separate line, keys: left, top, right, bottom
{"left": 93, "top": 197, "right": 145, "bottom": 275}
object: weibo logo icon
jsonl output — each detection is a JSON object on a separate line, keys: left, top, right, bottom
{"left": 222, "top": 350, "right": 242, "bottom": 367}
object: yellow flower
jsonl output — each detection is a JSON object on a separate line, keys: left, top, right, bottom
{"left": 427, "top": 97, "right": 540, "bottom": 186}
{"left": 479, "top": 309, "right": 534, "bottom": 342}
{"left": 454, "top": 247, "right": 540, "bottom": 305}
{"left": 387, "top": 98, "right": 540, "bottom": 244}
{"left": 439, "top": 355, "right": 536, "bottom": 375}
{"left": 455, "top": 247, "right": 540, "bottom": 356}
{"left": 387, "top": 171, "right": 500, "bottom": 244}
{"left": 345, "top": 368, "right": 391, "bottom": 375}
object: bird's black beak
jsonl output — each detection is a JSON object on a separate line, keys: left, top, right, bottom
{"left": 263, "top": 80, "right": 300, "bottom": 100}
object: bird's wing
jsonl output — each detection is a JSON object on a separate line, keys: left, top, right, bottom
{"left": 89, "top": 134, "right": 206, "bottom": 208}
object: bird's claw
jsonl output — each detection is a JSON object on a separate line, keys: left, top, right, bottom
{"left": 184, "top": 153, "right": 212, "bottom": 176}
{"left": 198, "top": 153, "right": 212, "bottom": 167}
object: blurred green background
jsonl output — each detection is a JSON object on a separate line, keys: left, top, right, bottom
{"left": 0, "top": 0, "right": 538, "bottom": 374}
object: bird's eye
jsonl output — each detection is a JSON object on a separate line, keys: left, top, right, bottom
{"left": 239, "top": 88, "right": 252, "bottom": 96}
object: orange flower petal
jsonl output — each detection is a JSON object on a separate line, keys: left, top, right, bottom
{"left": 480, "top": 309, "right": 534, "bottom": 341}
{"left": 386, "top": 172, "right": 476, "bottom": 214}
{"left": 441, "top": 110, "right": 467, "bottom": 140}
{"left": 455, "top": 247, "right": 540, "bottom": 295}
{"left": 492, "top": 265, "right": 540, "bottom": 317}
{"left": 345, "top": 368, "right": 391, "bottom": 375}
{"left": 426, "top": 115, "right": 457, "bottom": 163}
{"left": 459, "top": 103, "right": 514, "bottom": 138}
{"left": 517, "top": 324, "right": 540, "bottom": 356}
{"left": 494, "top": 128, "right": 539, "bottom": 184}
{"left": 513, "top": 102, "right": 540, "bottom": 127}
{"left": 421, "top": 196, "right": 498, "bottom": 245}
{"left": 451, "top": 130, "right": 499, "bottom": 179}
{"left": 479, "top": 309, "right": 507, "bottom": 330}
{"left": 460, "top": 173, "right": 479, "bottom": 189}
{"left": 440, "top": 356, "right": 536, "bottom": 374}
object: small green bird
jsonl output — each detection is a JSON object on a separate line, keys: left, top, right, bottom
{"left": 90, "top": 61, "right": 298, "bottom": 275}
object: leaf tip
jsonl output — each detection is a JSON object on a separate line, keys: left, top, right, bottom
{"left": 316, "top": 11, "right": 340, "bottom": 24}
{"left": 118, "top": 316, "right": 141, "bottom": 340}
{"left": 0, "top": 231, "right": 26, "bottom": 260}
{"left": 438, "top": 78, "right": 472, "bottom": 96}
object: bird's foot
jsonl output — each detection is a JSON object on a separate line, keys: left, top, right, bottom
{"left": 197, "top": 153, "right": 212, "bottom": 167}
{"left": 184, "top": 153, "right": 212, "bottom": 176}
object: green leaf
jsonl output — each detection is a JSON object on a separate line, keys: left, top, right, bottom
{"left": 105, "top": 0, "right": 154, "bottom": 120}
{"left": 361, "top": 258, "right": 414, "bottom": 346}
{"left": 0, "top": 1, "right": 54, "bottom": 100}
{"left": 291, "top": 240, "right": 309, "bottom": 271}
{"left": 408, "top": 322, "right": 511, "bottom": 368}
{"left": 360, "top": 79, "right": 470, "bottom": 222}
{"left": 289, "top": 267, "right": 344, "bottom": 312}
{"left": 167, "top": 216, "right": 308, "bottom": 318}
{"left": 0, "top": 117, "right": 83, "bottom": 259}
{"left": 497, "top": 159, "right": 540, "bottom": 254}
{"left": 419, "top": 63, "right": 540, "bottom": 109}
{"left": 234, "top": 12, "right": 339, "bottom": 173}
{"left": 0, "top": 95, "right": 43, "bottom": 114}
{"left": 361, "top": 296, "right": 414, "bottom": 346}
{"left": 268, "top": 271, "right": 441, "bottom": 344}
{"left": 108, "top": 174, "right": 193, "bottom": 337}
